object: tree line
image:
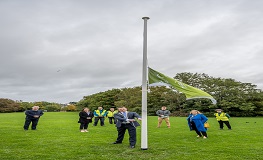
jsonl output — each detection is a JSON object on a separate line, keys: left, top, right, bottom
{"left": 77, "top": 72, "right": 263, "bottom": 117}
{"left": 0, "top": 99, "right": 77, "bottom": 113}
{"left": 1, "top": 72, "right": 263, "bottom": 117}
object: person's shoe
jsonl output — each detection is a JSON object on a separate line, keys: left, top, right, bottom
{"left": 197, "top": 135, "right": 201, "bottom": 138}
{"left": 112, "top": 142, "right": 122, "bottom": 144}
{"left": 203, "top": 136, "right": 207, "bottom": 139}
{"left": 84, "top": 130, "right": 88, "bottom": 132}
{"left": 130, "top": 145, "right": 135, "bottom": 148}
{"left": 228, "top": 128, "right": 232, "bottom": 130}
{"left": 167, "top": 126, "right": 170, "bottom": 128}
{"left": 80, "top": 130, "right": 85, "bottom": 132}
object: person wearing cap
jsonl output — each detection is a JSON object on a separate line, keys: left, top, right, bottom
{"left": 214, "top": 109, "right": 232, "bottom": 130}
{"left": 107, "top": 107, "right": 118, "bottom": 124}
{"left": 156, "top": 106, "right": 171, "bottom": 128}
{"left": 23, "top": 106, "right": 44, "bottom": 130}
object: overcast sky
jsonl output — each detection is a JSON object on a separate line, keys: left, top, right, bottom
{"left": 1, "top": 0, "right": 263, "bottom": 103}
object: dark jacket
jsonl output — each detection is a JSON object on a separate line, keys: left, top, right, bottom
{"left": 25, "top": 110, "right": 44, "bottom": 120}
{"left": 187, "top": 114, "right": 208, "bottom": 132}
{"left": 114, "top": 111, "right": 141, "bottom": 128}
{"left": 78, "top": 111, "right": 94, "bottom": 123}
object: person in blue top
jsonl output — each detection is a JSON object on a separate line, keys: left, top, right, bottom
{"left": 187, "top": 110, "right": 208, "bottom": 139}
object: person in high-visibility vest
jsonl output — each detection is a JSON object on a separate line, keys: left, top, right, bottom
{"left": 93, "top": 107, "right": 107, "bottom": 126}
{"left": 214, "top": 109, "right": 232, "bottom": 130}
{"left": 107, "top": 107, "right": 118, "bottom": 124}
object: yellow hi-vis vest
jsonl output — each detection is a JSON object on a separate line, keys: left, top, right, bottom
{"left": 214, "top": 112, "right": 229, "bottom": 121}
{"left": 107, "top": 110, "right": 117, "bottom": 117}
{"left": 94, "top": 110, "right": 107, "bottom": 117}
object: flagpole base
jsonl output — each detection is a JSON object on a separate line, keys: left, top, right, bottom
{"left": 141, "top": 148, "right": 148, "bottom": 150}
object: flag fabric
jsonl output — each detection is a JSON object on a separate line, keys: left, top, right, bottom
{"left": 148, "top": 67, "right": 217, "bottom": 104}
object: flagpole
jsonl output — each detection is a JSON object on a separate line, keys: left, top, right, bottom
{"left": 141, "top": 16, "right": 149, "bottom": 150}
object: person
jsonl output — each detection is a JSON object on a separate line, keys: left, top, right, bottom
{"left": 112, "top": 107, "right": 142, "bottom": 148}
{"left": 156, "top": 106, "right": 171, "bottom": 128}
{"left": 214, "top": 109, "right": 232, "bottom": 130}
{"left": 187, "top": 110, "right": 208, "bottom": 138}
{"left": 93, "top": 106, "right": 107, "bottom": 126}
{"left": 107, "top": 107, "right": 118, "bottom": 124}
{"left": 23, "top": 106, "right": 44, "bottom": 130}
{"left": 78, "top": 108, "right": 94, "bottom": 132}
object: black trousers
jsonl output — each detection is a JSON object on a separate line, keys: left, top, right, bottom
{"left": 190, "top": 121, "right": 207, "bottom": 137}
{"left": 80, "top": 122, "right": 90, "bottom": 130}
{"left": 93, "top": 117, "right": 105, "bottom": 126}
{"left": 24, "top": 118, "right": 39, "bottom": 130}
{"left": 108, "top": 117, "right": 116, "bottom": 124}
{"left": 116, "top": 124, "right": 137, "bottom": 146}
{"left": 218, "top": 120, "right": 231, "bottom": 129}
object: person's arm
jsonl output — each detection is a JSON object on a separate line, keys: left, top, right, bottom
{"left": 93, "top": 111, "right": 99, "bottom": 117}
{"left": 128, "top": 112, "right": 142, "bottom": 121}
{"left": 200, "top": 114, "right": 208, "bottom": 123}
{"left": 39, "top": 110, "right": 44, "bottom": 116}
{"left": 103, "top": 111, "right": 108, "bottom": 117}
{"left": 25, "top": 110, "right": 34, "bottom": 117}
{"left": 156, "top": 110, "right": 160, "bottom": 116}
{"left": 114, "top": 112, "right": 126, "bottom": 121}
{"left": 79, "top": 112, "right": 87, "bottom": 118}
{"left": 226, "top": 113, "right": 230, "bottom": 118}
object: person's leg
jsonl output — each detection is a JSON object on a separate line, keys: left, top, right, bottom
{"left": 23, "top": 118, "right": 31, "bottom": 130}
{"left": 127, "top": 125, "right": 136, "bottom": 147}
{"left": 84, "top": 122, "right": 88, "bottom": 129}
{"left": 31, "top": 119, "right": 39, "bottom": 130}
{"left": 84, "top": 122, "right": 88, "bottom": 132}
{"left": 201, "top": 131, "right": 208, "bottom": 138}
{"left": 100, "top": 117, "right": 105, "bottom": 126}
{"left": 116, "top": 125, "right": 126, "bottom": 143}
{"left": 93, "top": 117, "right": 99, "bottom": 126}
{"left": 109, "top": 117, "right": 113, "bottom": 124}
{"left": 224, "top": 121, "right": 232, "bottom": 129}
{"left": 157, "top": 117, "right": 163, "bottom": 127}
{"left": 218, "top": 120, "right": 224, "bottom": 129}
{"left": 80, "top": 123, "right": 85, "bottom": 132}
{"left": 191, "top": 122, "right": 202, "bottom": 137}
{"left": 164, "top": 118, "right": 171, "bottom": 128}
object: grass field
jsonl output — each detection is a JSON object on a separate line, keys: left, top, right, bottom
{"left": 0, "top": 112, "right": 262, "bottom": 160}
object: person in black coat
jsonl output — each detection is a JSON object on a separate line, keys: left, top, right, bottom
{"left": 78, "top": 108, "right": 94, "bottom": 132}
{"left": 23, "top": 106, "right": 44, "bottom": 130}
{"left": 112, "top": 107, "right": 142, "bottom": 148}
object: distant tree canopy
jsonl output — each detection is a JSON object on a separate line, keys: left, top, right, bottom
{"left": 77, "top": 72, "right": 263, "bottom": 117}
{"left": 0, "top": 100, "right": 76, "bottom": 113}
{"left": 1, "top": 72, "right": 263, "bottom": 116}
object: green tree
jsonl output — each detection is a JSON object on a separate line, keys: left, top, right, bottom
{"left": 0, "top": 98, "right": 21, "bottom": 112}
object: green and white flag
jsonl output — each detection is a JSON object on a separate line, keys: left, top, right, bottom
{"left": 148, "top": 67, "right": 216, "bottom": 104}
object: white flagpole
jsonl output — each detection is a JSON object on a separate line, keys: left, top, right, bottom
{"left": 141, "top": 16, "right": 150, "bottom": 150}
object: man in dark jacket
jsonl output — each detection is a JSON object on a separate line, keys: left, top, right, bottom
{"left": 112, "top": 107, "right": 141, "bottom": 148}
{"left": 23, "top": 106, "right": 44, "bottom": 130}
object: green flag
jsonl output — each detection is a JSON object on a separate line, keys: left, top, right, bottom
{"left": 148, "top": 67, "right": 216, "bottom": 104}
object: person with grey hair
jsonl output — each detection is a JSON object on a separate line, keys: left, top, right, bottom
{"left": 23, "top": 106, "right": 44, "bottom": 130}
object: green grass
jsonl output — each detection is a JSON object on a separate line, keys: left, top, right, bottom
{"left": 0, "top": 112, "right": 262, "bottom": 160}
